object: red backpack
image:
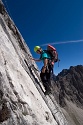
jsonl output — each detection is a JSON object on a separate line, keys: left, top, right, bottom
{"left": 47, "top": 45, "right": 59, "bottom": 65}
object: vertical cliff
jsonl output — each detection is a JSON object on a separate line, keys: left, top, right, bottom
{"left": 0, "top": 1, "right": 68, "bottom": 125}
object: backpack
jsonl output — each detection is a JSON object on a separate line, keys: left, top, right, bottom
{"left": 40, "top": 45, "right": 60, "bottom": 66}
{"left": 47, "top": 44, "right": 58, "bottom": 61}
{"left": 46, "top": 45, "right": 60, "bottom": 66}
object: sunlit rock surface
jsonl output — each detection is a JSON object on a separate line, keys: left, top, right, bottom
{"left": 0, "top": 1, "right": 68, "bottom": 125}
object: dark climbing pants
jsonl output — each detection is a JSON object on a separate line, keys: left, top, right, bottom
{"left": 40, "top": 65, "right": 53, "bottom": 91}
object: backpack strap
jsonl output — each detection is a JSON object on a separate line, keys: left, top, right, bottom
{"left": 40, "top": 50, "right": 52, "bottom": 60}
{"left": 40, "top": 50, "right": 47, "bottom": 60}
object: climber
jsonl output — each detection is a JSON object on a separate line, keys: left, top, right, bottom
{"left": 31, "top": 46, "right": 54, "bottom": 94}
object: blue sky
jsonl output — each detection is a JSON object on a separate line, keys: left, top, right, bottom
{"left": 2, "top": 0, "right": 83, "bottom": 75}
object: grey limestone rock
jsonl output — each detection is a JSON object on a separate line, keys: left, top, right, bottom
{"left": 0, "top": 1, "right": 68, "bottom": 125}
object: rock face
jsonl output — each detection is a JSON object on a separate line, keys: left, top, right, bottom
{"left": 0, "top": 1, "right": 68, "bottom": 125}
{"left": 52, "top": 65, "right": 83, "bottom": 125}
